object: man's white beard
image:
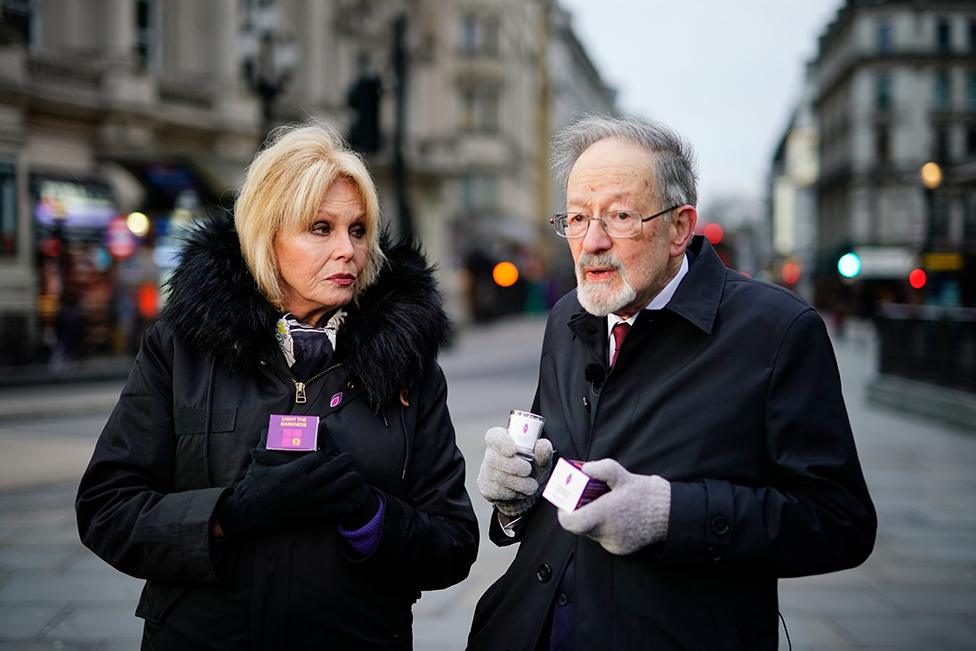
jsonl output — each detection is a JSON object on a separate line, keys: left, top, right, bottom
{"left": 575, "top": 253, "right": 637, "bottom": 317}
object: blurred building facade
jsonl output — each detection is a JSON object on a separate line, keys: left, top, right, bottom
{"left": 768, "top": 72, "right": 819, "bottom": 302}
{"left": 809, "top": 0, "right": 976, "bottom": 315}
{"left": 0, "top": 0, "right": 615, "bottom": 372}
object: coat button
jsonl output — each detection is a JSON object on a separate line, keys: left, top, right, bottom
{"left": 556, "top": 593, "right": 569, "bottom": 606}
{"left": 536, "top": 563, "right": 552, "bottom": 582}
{"left": 710, "top": 516, "right": 730, "bottom": 536}
{"left": 708, "top": 544, "right": 723, "bottom": 562}
{"left": 347, "top": 380, "right": 356, "bottom": 389}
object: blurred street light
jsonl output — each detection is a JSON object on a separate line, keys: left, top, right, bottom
{"left": 126, "top": 212, "right": 150, "bottom": 237}
{"left": 920, "top": 161, "right": 943, "bottom": 190}
{"left": 492, "top": 261, "right": 519, "bottom": 287}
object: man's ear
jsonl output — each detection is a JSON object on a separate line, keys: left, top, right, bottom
{"left": 669, "top": 205, "right": 697, "bottom": 256}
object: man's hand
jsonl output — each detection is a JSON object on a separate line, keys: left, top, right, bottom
{"left": 557, "top": 458, "right": 671, "bottom": 555}
{"left": 477, "top": 427, "right": 553, "bottom": 518}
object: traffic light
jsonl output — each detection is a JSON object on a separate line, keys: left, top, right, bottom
{"left": 837, "top": 252, "right": 861, "bottom": 279}
{"left": 781, "top": 260, "right": 801, "bottom": 286}
{"left": 908, "top": 268, "right": 927, "bottom": 289}
{"left": 347, "top": 74, "right": 381, "bottom": 153}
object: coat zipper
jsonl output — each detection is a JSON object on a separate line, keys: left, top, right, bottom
{"left": 292, "top": 363, "right": 342, "bottom": 404}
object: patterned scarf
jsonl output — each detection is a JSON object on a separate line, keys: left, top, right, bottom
{"left": 275, "top": 310, "right": 344, "bottom": 379}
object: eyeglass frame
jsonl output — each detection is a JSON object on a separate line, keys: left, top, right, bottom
{"left": 548, "top": 204, "right": 683, "bottom": 239}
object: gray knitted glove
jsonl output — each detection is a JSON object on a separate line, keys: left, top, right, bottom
{"left": 477, "top": 426, "right": 554, "bottom": 518}
{"left": 557, "top": 458, "right": 671, "bottom": 555}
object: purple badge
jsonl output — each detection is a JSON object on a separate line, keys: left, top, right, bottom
{"left": 266, "top": 414, "right": 319, "bottom": 451}
{"left": 330, "top": 392, "right": 343, "bottom": 408}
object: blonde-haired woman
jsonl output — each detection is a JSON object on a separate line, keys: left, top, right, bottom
{"left": 76, "top": 123, "right": 478, "bottom": 650}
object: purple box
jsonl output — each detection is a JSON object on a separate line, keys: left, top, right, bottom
{"left": 266, "top": 414, "right": 319, "bottom": 451}
{"left": 567, "top": 459, "right": 610, "bottom": 507}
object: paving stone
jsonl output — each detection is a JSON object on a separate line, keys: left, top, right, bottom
{"left": 0, "top": 575, "right": 140, "bottom": 605}
{"left": 874, "top": 587, "right": 976, "bottom": 615}
{"left": 0, "top": 605, "right": 62, "bottom": 638}
{"left": 0, "top": 547, "right": 73, "bottom": 573}
{"left": 776, "top": 614, "right": 851, "bottom": 648}
{"left": 831, "top": 613, "right": 976, "bottom": 647}
{"left": 0, "top": 642, "right": 101, "bottom": 651}
{"left": 41, "top": 605, "right": 142, "bottom": 642}
{"left": 778, "top": 586, "right": 896, "bottom": 614}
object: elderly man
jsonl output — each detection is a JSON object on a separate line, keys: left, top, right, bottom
{"left": 467, "top": 116, "right": 876, "bottom": 650}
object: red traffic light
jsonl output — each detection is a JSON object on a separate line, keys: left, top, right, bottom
{"left": 781, "top": 261, "right": 801, "bottom": 285}
{"left": 908, "top": 268, "right": 926, "bottom": 289}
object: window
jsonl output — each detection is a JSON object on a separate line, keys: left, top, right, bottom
{"left": 875, "top": 126, "right": 890, "bottom": 164}
{"left": 0, "top": 162, "right": 15, "bottom": 257}
{"left": 460, "top": 14, "right": 499, "bottom": 56}
{"left": 964, "top": 193, "right": 976, "bottom": 243}
{"left": 459, "top": 88, "right": 500, "bottom": 133}
{"left": 936, "top": 17, "right": 951, "bottom": 52}
{"left": 477, "top": 89, "right": 499, "bottom": 132}
{"left": 967, "top": 71, "right": 976, "bottom": 108}
{"left": 928, "top": 194, "right": 949, "bottom": 241}
{"left": 934, "top": 69, "right": 951, "bottom": 109}
{"left": 876, "top": 73, "right": 892, "bottom": 111}
{"left": 878, "top": 19, "right": 893, "bottom": 52}
{"left": 135, "top": 0, "right": 159, "bottom": 70}
{"left": 461, "top": 15, "right": 478, "bottom": 54}
{"left": 0, "top": 0, "right": 40, "bottom": 48}
{"left": 461, "top": 175, "right": 496, "bottom": 211}
{"left": 934, "top": 127, "right": 950, "bottom": 162}
{"left": 967, "top": 126, "right": 976, "bottom": 158}
{"left": 461, "top": 89, "right": 477, "bottom": 129}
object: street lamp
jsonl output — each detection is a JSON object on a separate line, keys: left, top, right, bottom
{"left": 241, "top": 4, "right": 297, "bottom": 145}
{"left": 920, "top": 161, "right": 942, "bottom": 191}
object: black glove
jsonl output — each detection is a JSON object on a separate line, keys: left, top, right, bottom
{"left": 218, "top": 449, "right": 373, "bottom": 538}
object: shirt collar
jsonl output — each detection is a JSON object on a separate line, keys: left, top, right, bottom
{"left": 607, "top": 254, "right": 689, "bottom": 332}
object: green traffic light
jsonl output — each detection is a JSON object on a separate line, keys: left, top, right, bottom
{"left": 837, "top": 252, "right": 861, "bottom": 279}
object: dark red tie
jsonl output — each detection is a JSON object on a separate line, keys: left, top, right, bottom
{"left": 610, "top": 322, "right": 631, "bottom": 368}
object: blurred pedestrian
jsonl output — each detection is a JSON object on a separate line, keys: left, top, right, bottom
{"left": 468, "top": 115, "right": 876, "bottom": 650}
{"left": 76, "top": 122, "right": 478, "bottom": 650}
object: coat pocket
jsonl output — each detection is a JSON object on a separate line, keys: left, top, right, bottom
{"left": 135, "top": 581, "right": 190, "bottom": 625}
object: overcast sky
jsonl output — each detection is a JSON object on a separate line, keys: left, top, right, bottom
{"left": 559, "top": 0, "right": 842, "bottom": 211}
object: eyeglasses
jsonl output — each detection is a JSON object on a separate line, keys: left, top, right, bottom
{"left": 549, "top": 205, "right": 681, "bottom": 239}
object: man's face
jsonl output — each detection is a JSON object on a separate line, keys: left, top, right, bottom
{"left": 566, "top": 138, "right": 693, "bottom": 318}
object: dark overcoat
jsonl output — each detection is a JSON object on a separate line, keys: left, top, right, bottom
{"left": 468, "top": 236, "right": 876, "bottom": 650}
{"left": 76, "top": 215, "right": 479, "bottom": 650}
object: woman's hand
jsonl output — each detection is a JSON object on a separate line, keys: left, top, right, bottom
{"left": 216, "top": 450, "right": 372, "bottom": 538}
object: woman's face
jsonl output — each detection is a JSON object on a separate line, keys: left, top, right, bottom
{"left": 274, "top": 177, "right": 370, "bottom": 324}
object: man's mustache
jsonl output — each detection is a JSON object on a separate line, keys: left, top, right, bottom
{"left": 577, "top": 253, "right": 624, "bottom": 279}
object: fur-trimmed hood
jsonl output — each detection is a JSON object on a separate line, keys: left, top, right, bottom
{"left": 160, "top": 212, "right": 451, "bottom": 408}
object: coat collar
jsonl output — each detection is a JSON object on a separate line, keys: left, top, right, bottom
{"left": 663, "top": 235, "right": 724, "bottom": 335}
{"left": 566, "top": 235, "right": 724, "bottom": 339}
{"left": 160, "top": 212, "right": 451, "bottom": 408}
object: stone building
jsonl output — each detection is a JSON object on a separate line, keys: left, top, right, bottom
{"left": 0, "top": 0, "right": 615, "bottom": 370}
{"left": 809, "top": 0, "right": 976, "bottom": 312}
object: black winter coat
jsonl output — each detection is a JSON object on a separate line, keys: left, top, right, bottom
{"left": 76, "top": 215, "right": 478, "bottom": 650}
{"left": 468, "top": 237, "right": 876, "bottom": 651}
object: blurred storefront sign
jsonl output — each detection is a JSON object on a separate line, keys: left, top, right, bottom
{"left": 922, "top": 252, "right": 964, "bottom": 272}
{"left": 105, "top": 215, "right": 138, "bottom": 260}
{"left": 849, "top": 246, "right": 915, "bottom": 279}
{"left": 32, "top": 177, "right": 116, "bottom": 231}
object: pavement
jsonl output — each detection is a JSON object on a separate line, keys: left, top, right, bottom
{"left": 0, "top": 315, "right": 974, "bottom": 650}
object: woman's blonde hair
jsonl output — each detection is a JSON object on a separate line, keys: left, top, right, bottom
{"left": 234, "top": 121, "right": 386, "bottom": 310}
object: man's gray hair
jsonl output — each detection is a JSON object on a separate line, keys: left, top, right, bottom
{"left": 551, "top": 115, "right": 698, "bottom": 209}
